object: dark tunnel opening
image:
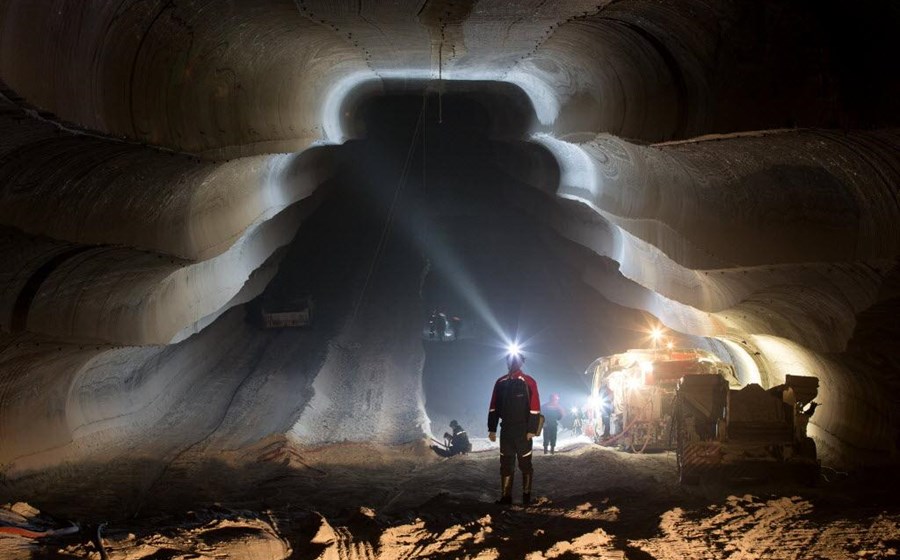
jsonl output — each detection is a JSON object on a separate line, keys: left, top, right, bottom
{"left": 263, "top": 85, "right": 693, "bottom": 441}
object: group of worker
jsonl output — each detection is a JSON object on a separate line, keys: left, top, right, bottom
{"left": 426, "top": 308, "right": 463, "bottom": 341}
{"left": 428, "top": 348, "right": 569, "bottom": 506}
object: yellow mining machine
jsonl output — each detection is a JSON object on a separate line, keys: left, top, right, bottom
{"left": 585, "top": 347, "right": 819, "bottom": 484}
{"left": 675, "top": 372, "right": 819, "bottom": 484}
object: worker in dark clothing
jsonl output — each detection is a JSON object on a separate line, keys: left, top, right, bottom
{"left": 428, "top": 309, "right": 448, "bottom": 340}
{"left": 572, "top": 407, "right": 584, "bottom": 436}
{"left": 431, "top": 420, "right": 471, "bottom": 457}
{"left": 600, "top": 384, "right": 614, "bottom": 438}
{"left": 541, "top": 393, "right": 564, "bottom": 454}
{"left": 488, "top": 349, "right": 541, "bottom": 505}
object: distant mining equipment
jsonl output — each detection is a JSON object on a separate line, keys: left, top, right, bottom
{"left": 585, "top": 349, "right": 820, "bottom": 485}
{"left": 421, "top": 310, "right": 463, "bottom": 342}
{"left": 254, "top": 295, "right": 315, "bottom": 329}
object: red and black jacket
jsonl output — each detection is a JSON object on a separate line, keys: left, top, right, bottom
{"left": 488, "top": 369, "right": 541, "bottom": 434}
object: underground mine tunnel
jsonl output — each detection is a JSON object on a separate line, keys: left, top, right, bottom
{"left": 0, "top": 0, "right": 898, "bottom": 558}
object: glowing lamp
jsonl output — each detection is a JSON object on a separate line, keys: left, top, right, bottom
{"left": 626, "top": 374, "right": 643, "bottom": 390}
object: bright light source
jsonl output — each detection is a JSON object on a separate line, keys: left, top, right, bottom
{"left": 570, "top": 407, "right": 578, "bottom": 414}
{"left": 626, "top": 374, "right": 643, "bottom": 390}
{"left": 666, "top": 341, "right": 674, "bottom": 350}
{"left": 639, "top": 361, "right": 654, "bottom": 374}
{"left": 650, "top": 327, "right": 664, "bottom": 341}
{"left": 507, "top": 342, "right": 521, "bottom": 357}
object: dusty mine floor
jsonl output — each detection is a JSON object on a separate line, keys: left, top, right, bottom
{"left": 2, "top": 439, "right": 898, "bottom": 559}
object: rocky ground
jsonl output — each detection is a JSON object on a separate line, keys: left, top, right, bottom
{"left": 1, "top": 439, "right": 898, "bottom": 559}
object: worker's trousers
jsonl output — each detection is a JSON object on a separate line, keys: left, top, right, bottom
{"left": 499, "top": 429, "right": 533, "bottom": 476}
{"left": 543, "top": 423, "right": 558, "bottom": 451}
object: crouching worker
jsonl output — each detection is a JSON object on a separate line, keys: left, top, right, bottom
{"left": 431, "top": 420, "right": 471, "bottom": 457}
{"left": 488, "top": 349, "right": 541, "bottom": 505}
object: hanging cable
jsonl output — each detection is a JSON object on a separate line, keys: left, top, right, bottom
{"left": 438, "top": 41, "right": 443, "bottom": 124}
{"left": 349, "top": 96, "right": 428, "bottom": 328}
{"left": 422, "top": 92, "right": 427, "bottom": 192}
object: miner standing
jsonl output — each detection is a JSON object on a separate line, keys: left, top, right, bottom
{"left": 488, "top": 347, "right": 541, "bottom": 505}
{"left": 542, "top": 393, "right": 564, "bottom": 454}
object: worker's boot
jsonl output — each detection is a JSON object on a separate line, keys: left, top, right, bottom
{"left": 495, "top": 475, "right": 513, "bottom": 505}
{"left": 522, "top": 473, "right": 533, "bottom": 506}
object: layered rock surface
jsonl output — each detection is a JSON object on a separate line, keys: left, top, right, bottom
{"left": 0, "top": 0, "right": 897, "bottom": 509}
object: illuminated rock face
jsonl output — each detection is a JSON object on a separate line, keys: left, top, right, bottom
{"left": 0, "top": 0, "right": 897, "bottom": 491}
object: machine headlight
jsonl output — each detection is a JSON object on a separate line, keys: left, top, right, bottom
{"left": 626, "top": 375, "right": 643, "bottom": 390}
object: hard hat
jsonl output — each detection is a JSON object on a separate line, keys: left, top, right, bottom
{"left": 450, "top": 419, "right": 460, "bottom": 428}
{"left": 506, "top": 352, "right": 525, "bottom": 371}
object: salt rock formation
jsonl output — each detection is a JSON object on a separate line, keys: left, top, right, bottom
{"left": 0, "top": 0, "right": 897, "bottom": 505}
